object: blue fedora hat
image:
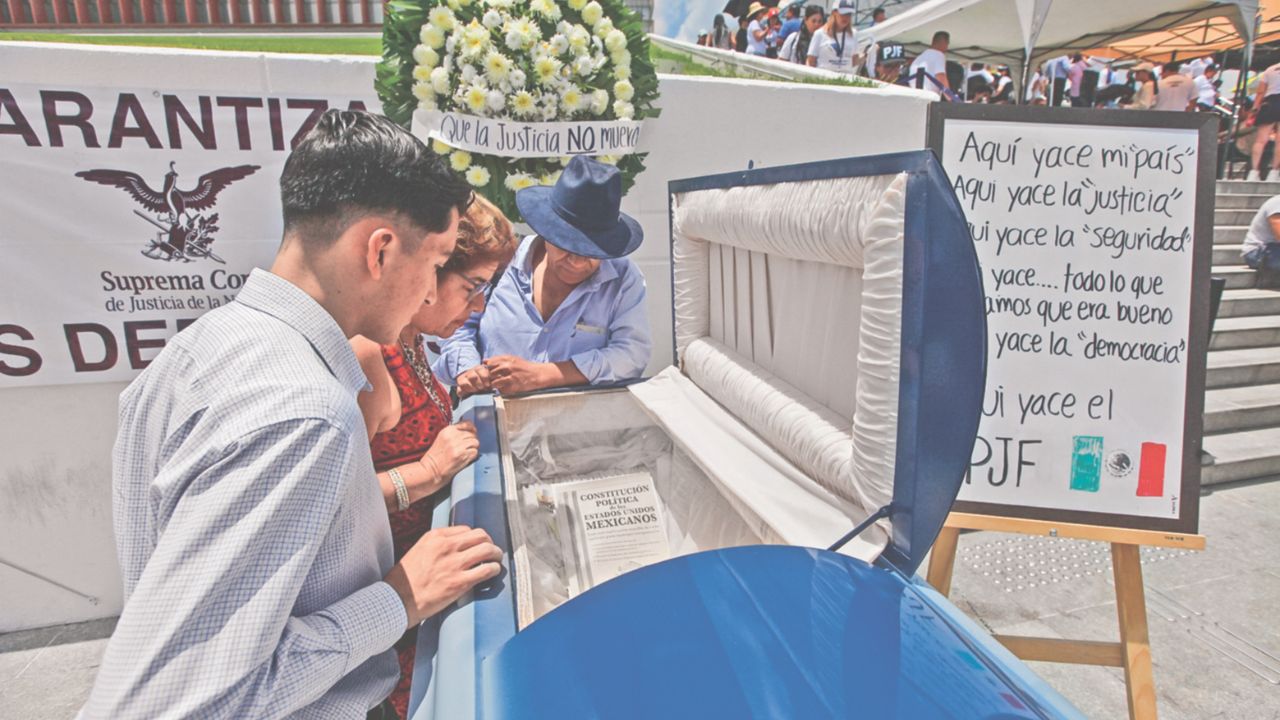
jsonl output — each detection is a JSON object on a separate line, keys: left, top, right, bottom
{"left": 515, "top": 156, "right": 643, "bottom": 259}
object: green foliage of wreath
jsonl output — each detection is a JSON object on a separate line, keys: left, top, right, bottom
{"left": 377, "top": 0, "right": 659, "bottom": 222}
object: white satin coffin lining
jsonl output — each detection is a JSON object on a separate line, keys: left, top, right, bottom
{"left": 660, "top": 172, "right": 907, "bottom": 519}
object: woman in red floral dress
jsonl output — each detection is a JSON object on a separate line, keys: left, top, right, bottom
{"left": 351, "top": 195, "right": 515, "bottom": 719}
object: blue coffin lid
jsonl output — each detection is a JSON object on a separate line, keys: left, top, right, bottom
{"left": 480, "top": 545, "right": 1080, "bottom": 719}
{"left": 666, "top": 150, "right": 987, "bottom": 576}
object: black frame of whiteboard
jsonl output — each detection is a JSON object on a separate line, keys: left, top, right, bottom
{"left": 927, "top": 102, "right": 1215, "bottom": 536}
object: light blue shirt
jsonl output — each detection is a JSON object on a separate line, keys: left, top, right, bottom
{"left": 83, "top": 269, "right": 406, "bottom": 719}
{"left": 435, "top": 235, "right": 652, "bottom": 386}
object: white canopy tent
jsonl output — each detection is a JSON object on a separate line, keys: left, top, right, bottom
{"left": 868, "top": 0, "right": 1258, "bottom": 88}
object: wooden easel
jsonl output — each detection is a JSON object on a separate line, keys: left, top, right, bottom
{"left": 926, "top": 512, "right": 1206, "bottom": 720}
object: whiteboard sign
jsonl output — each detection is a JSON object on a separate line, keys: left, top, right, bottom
{"left": 929, "top": 105, "right": 1213, "bottom": 534}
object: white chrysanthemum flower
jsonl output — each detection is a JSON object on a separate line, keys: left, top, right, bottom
{"left": 487, "top": 90, "right": 506, "bottom": 112}
{"left": 593, "top": 17, "right": 614, "bottom": 38}
{"left": 529, "top": 0, "right": 561, "bottom": 19}
{"left": 432, "top": 139, "right": 453, "bottom": 153}
{"left": 486, "top": 0, "right": 513, "bottom": 8}
{"left": 510, "top": 68, "right": 527, "bottom": 89}
{"left": 482, "top": 9, "right": 503, "bottom": 27}
{"left": 412, "top": 81, "right": 434, "bottom": 101}
{"left": 540, "top": 169, "right": 563, "bottom": 185}
{"left": 551, "top": 33, "right": 570, "bottom": 55}
{"left": 421, "top": 25, "right": 447, "bottom": 49}
{"left": 413, "top": 44, "right": 439, "bottom": 68}
{"left": 534, "top": 56, "right": 563, "bottom": 85}
{"left": 613, "top": 79, "right": 634, "bottom": 102}
{"left": 428, "top": 6, "right": 456, "bottom": 30}
{"left": 613, "top": 100, "right": 634, "bottom": 119}
{"left": 604, "top": 29, "right": 627, "bottom": 53}
{"left": 446, "top": 0, "right": 459, "bottom": 9}
{"left": 505, "top": 172, "right": 538, "bottom": 191}
{"left": 460, "top": 22, "right": 490, "bottom": 56}
{"left": 463, "top": 85, "right": 488, "bottom": 113}
{"left": 572, "top": 56, "right": 593, "bottom": 76}
{"left": 613, "top": 63, "right": 631, "bottom": 80}
{"left": 418, "top": 94, "right": 438, "bottom": 111}
{"left": 430, "top": 66, "right": 451, "bottom": 95}
{"left": 504, "top": 31, "right": 524, "bottom": 51}
{"left": 460, "top": 63, "right": 478, "bottom": 84}
{"left": 581, "top": 1, "right": 602, "bottom": 26}
{"left": 590, "top": 88, "right": 608, "bottom": 115}
{"left": 568, "top": 0, "right": 587, "bottom": 10}
{"left": 511, "top": 90, "right": 537, "bottom": 116}
{"left": 484, "top": 52, "right": 513, "bottom": 82}
{"left": 466, "top": 166, "right": 491, "bottom": 187}
{"left": 412, "top": 65, "right": 432, "bottom": 82}
{"left": 450, "top": 150, "right": 472, "bottom": 172}
{"left": 568, "top": 26, "right": 591, "bottom": 53}
{"left": 561, "top": 87, "right": 583, "bottom": 112}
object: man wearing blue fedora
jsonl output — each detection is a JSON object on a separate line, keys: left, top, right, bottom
{"left": 435, "top": 156, "right": 652, "bottom": 395}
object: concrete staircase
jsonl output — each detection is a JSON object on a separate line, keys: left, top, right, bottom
{"left": 1204, "top": 180, "right": 1280, "bottom": 484}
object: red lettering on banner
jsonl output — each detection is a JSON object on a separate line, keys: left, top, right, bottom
{"left": 0, "top": 324, "right": 42, "bottom": 377}
{"left": 124, "top": 320, "right": 168, "bottom": 370}
{"left": 163, "top": 94, "right": 216, "bottom": 150}
{"left": 64, "top": 323, "right": 118, "bottom": 372}
{"left": 268, "top": 97, "right": 285, "bottom": 151}
{"left": 215, "top": 96, "right": 265, "bottom": 150}
{"left": 0, "top": 89, "right": 41, "bottom": 146}
{"left": 41, "top": 90, "right": 99, "bottom": 148}
{"left": 108, "top": 93, "right": 164, "bottom": 149}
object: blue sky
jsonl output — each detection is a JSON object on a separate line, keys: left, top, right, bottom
{"left": 655, "top": 0, "right": 729, "bottom": 43}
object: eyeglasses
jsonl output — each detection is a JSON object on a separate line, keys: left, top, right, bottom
{"left": 443, "top": 268, "right": 493, "bottom": 302}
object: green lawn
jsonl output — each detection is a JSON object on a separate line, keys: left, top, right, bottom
{"left": 0, "top": 32, "right": 382, "bottom": 55}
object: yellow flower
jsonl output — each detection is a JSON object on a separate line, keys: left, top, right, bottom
{"left": 504, "top": 172, "right": 538, "bottom": 191}
{"left": 568, "top": 0, "right": 587, "bottom": 9}
{"left": 421, "top": 25, "right": 446, "bottom": 49}
{"left": 428, "top": 6, "right": 456, "bottom": 30}
{"left": 534, "top": 56, "right": 562, "bottom": 84}
{"left": 464, "top": 85, "right": 489, "bottom": 113}
{"left": 484, "top": 51, "right": 513, "bottom": 81}
{"left": 581, "top": 1, "right": 602, "bottom": 26}
{"left": 512, "top": 90, "right": 537, "bottom": 116}
{"left": 613, "top": 79, "right": 634, "bottom": 102}
{"left": 562, "top": 88, "right": 583, "bottom": 112}
{"left": 412, "top": 82, "right": 434, "bottom": 101}
{"left": 605, "top": 29, "right": 627, "bottom": 53}
{"left": 412, "top": 44, "right": 440, "bottom": 68}
{"left": 466, "top": 166, "right": 491, "bottom": 187}
{"left": 540, "top": 170, "right": 563, "bottom": 185}
{"left": 413, "top": 65, "right": 433, "bottom": 82}
{"left": 432, "top": 139, "right": 453, "bottom": 153}
{"left": 598, "top": 155, "right": 618, "bottom": 165}
{"left": 450, "top": 150, "right": 472, "bottom": 172}
{"left": 461, "top": 21, "right": 490, "bottom": 56}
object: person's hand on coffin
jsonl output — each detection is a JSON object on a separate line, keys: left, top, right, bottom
{"left": 385, "top": 525, "right": 503, "bottom": 628}
{"left": 456, "top": 365, "right": 493, "bottom": 398}
{"left": 424, "top": 421, "right": 479, "bottom": 481}
{"left": 485, "top": 355, "right": 588, "bottom": 394}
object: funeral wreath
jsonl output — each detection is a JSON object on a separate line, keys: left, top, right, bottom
{"left": 378, "top": 0, "right": 660, "bottom": 221}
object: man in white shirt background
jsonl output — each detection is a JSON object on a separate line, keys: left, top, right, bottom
{"left": 907, "top": 31, "right": 951, "bottom": 98}
{"left": 1154, "top": 61, "right": 1197, "bottom": 111}
{"left": 806, "top": 0, "right": 860, "bottom": 75}
{"left": 1249, "top": 61, "right": 1280, "bottom": 181}
{"left": 1195, "top": 64, "right": 1220, "bottom": 112}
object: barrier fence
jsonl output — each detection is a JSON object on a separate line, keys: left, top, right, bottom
{"left": 1, "top": 0, "right": 382, "bottom": 26}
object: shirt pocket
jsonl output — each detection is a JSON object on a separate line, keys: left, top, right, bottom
{"left": 568, "top": 313, "right": 610, "bottom": 354}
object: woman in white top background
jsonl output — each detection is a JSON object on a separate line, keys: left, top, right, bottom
{"left": 779, "top": 5, "right": 824, "bottom": 65}
{"left": 744, "top": 2, "right": 770, "bottom": 56}
{"left": 806, "top": 0, "right": 859, "bottom": 74}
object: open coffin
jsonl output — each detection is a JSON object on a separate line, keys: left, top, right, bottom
{"left": 496, "top": 150, "right": 986, "bottom": 627}
{"left": 408, "top": 152, "right": 1083, "bottom": 719}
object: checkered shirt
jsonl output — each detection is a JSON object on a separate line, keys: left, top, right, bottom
{"left": 80, "top": 269, "right": 407, "bottom": 719}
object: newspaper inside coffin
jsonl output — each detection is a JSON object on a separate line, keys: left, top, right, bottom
{"left": 498, "top": 152, "right": 983, "bottom": 629}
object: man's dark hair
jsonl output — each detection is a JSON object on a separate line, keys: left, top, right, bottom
{"left": 1163, "top": 61, "right": 1181, "bottom": 74}
{"left": 872, "top": 7, "right": 885, "bottom": 20}
{"left": 932, "top": 30, "right": 949, "bottom": 45}
{"left": 280, "top": 109, "right": 472, "bottom": 248}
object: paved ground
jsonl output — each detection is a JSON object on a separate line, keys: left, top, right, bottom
{"left": 2, "top": 479, "right": 1277, "bottom": 719}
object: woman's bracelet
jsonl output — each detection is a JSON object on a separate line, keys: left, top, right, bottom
{"left": 387, "top": 467, "right": 411, "bottom": 512}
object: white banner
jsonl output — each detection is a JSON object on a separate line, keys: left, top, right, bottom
{"left": 412, "top": 109, "right": 643, "bottom": 158}
{"left": 0, "top": 79, "right": 379, "bottom": 388}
